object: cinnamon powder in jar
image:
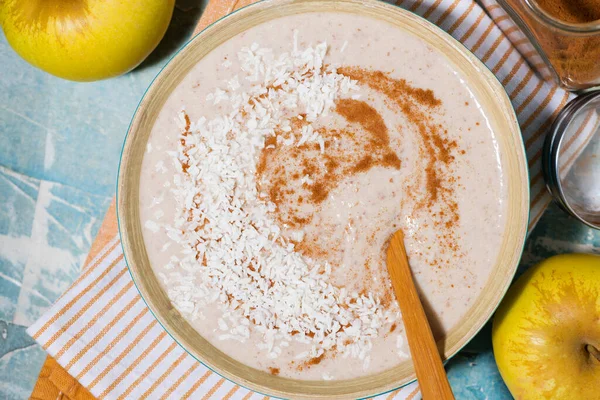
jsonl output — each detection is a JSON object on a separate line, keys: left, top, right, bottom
{"left": 535, "top": 0, "right": 600, "bottom": 23}
{"left": 500, "top": 0, "right": 600, "bottom": 90}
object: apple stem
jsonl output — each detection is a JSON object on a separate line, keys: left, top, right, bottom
{"left": 586, "top": 344, "right": 600, "bottom": 364}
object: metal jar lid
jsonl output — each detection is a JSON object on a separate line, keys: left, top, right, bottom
{"left": 543, "top": 91, "right": 600, "bottom": 229}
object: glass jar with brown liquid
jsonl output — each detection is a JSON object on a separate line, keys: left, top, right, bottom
{"left": 498, "top": 0, "right": 600, "bottom": 91}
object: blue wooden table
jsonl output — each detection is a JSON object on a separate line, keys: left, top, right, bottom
{"left": 0, "top": 2, "right": 598, "bottom": 398}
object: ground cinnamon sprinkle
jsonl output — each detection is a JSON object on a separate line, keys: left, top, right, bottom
{"left": 179, "top": 113, "right": 193, "bottom": 173}
{"left": 256, "top": 97, "right": 402, "bottom": 233}
{"left": 307, "top": 353, "right": 325, "bottom": 366}
{"left": 268, "top": 367, "right": 280, "bottom": 376}
{"left": 340, "top": 67, "right": 461, "bottom": 231}
{"left": 310, "top": 182, "right": 328, "bottom": 203}
{"left": 338, "top": 68, "right": 441, "bottom": 108}
{"left": 294, "top": 350, "right": 333, "bottom": 372}
{"left": 382, "top": 152, "right": 402, "bottom": 169}
{"left": 352, "top": 155, "right": 374, "bottom": 173}
{"left": 335, "top": 98, "right": 390, "bottom": 144}
{"left": 183, "top": 113, "right": 191, "bottom": 133}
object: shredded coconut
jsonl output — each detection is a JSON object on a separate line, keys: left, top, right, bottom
{"left": 340, "top": 40, "right": 348, "bottom": 53}
{"left": 144, "top": 220, "right": 160, "bottom": 233}
{"left": 396, "top": 334, "right": 409, "bottom": 359}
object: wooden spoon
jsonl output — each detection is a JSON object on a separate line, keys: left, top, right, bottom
{"left": 386, "top": 229, "right": 455, "bottom": 400}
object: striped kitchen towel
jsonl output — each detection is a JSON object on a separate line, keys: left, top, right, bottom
{"left": 27, "top": 0, "right": 597, "bottom": 399}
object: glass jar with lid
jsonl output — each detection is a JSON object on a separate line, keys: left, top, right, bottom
{"left": 497, "top": 0, "right": 600, "bottom": 91}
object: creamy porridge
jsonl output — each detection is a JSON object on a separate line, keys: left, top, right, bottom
{"left": 138, "top": 12, "right": 507, "bottom": 380}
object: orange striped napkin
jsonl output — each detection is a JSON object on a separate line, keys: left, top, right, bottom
{"left": 27, "top": 0, "right": 595, "bottom": 399}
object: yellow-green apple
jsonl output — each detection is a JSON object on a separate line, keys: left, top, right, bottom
{"left": 493, "top": 253, "right": 600, "bottom": 399}
{"left": 0, "top": 0, "right": 175, "bottom": 81}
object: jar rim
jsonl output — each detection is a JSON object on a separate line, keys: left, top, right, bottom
{"left": 524, "top": 0, "right": 600, "bottom": 33}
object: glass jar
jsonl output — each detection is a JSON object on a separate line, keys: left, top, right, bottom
{"left": 543, "top": 91, "right": 600, "bottom": 229}
{"left": 497, "top": 0, "right": 600, "bottom": 91}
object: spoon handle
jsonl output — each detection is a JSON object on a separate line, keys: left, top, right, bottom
{"left": 387, "top": 230, "right": 455, "bottom": 400}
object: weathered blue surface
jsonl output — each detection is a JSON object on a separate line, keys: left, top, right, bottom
{"left": 0, "top": 2, "right": 203, "bottom": 397}
{"left": 0, "top": 2, "right": 598, "bottom": 398}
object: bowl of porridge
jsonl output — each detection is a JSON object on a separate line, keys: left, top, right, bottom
{"left": 117, "top": 0, "right": 529, "bottom": 398}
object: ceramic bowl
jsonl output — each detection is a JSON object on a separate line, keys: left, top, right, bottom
{"left": 117, "top": 0, "right": 529, "bottom": 398}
